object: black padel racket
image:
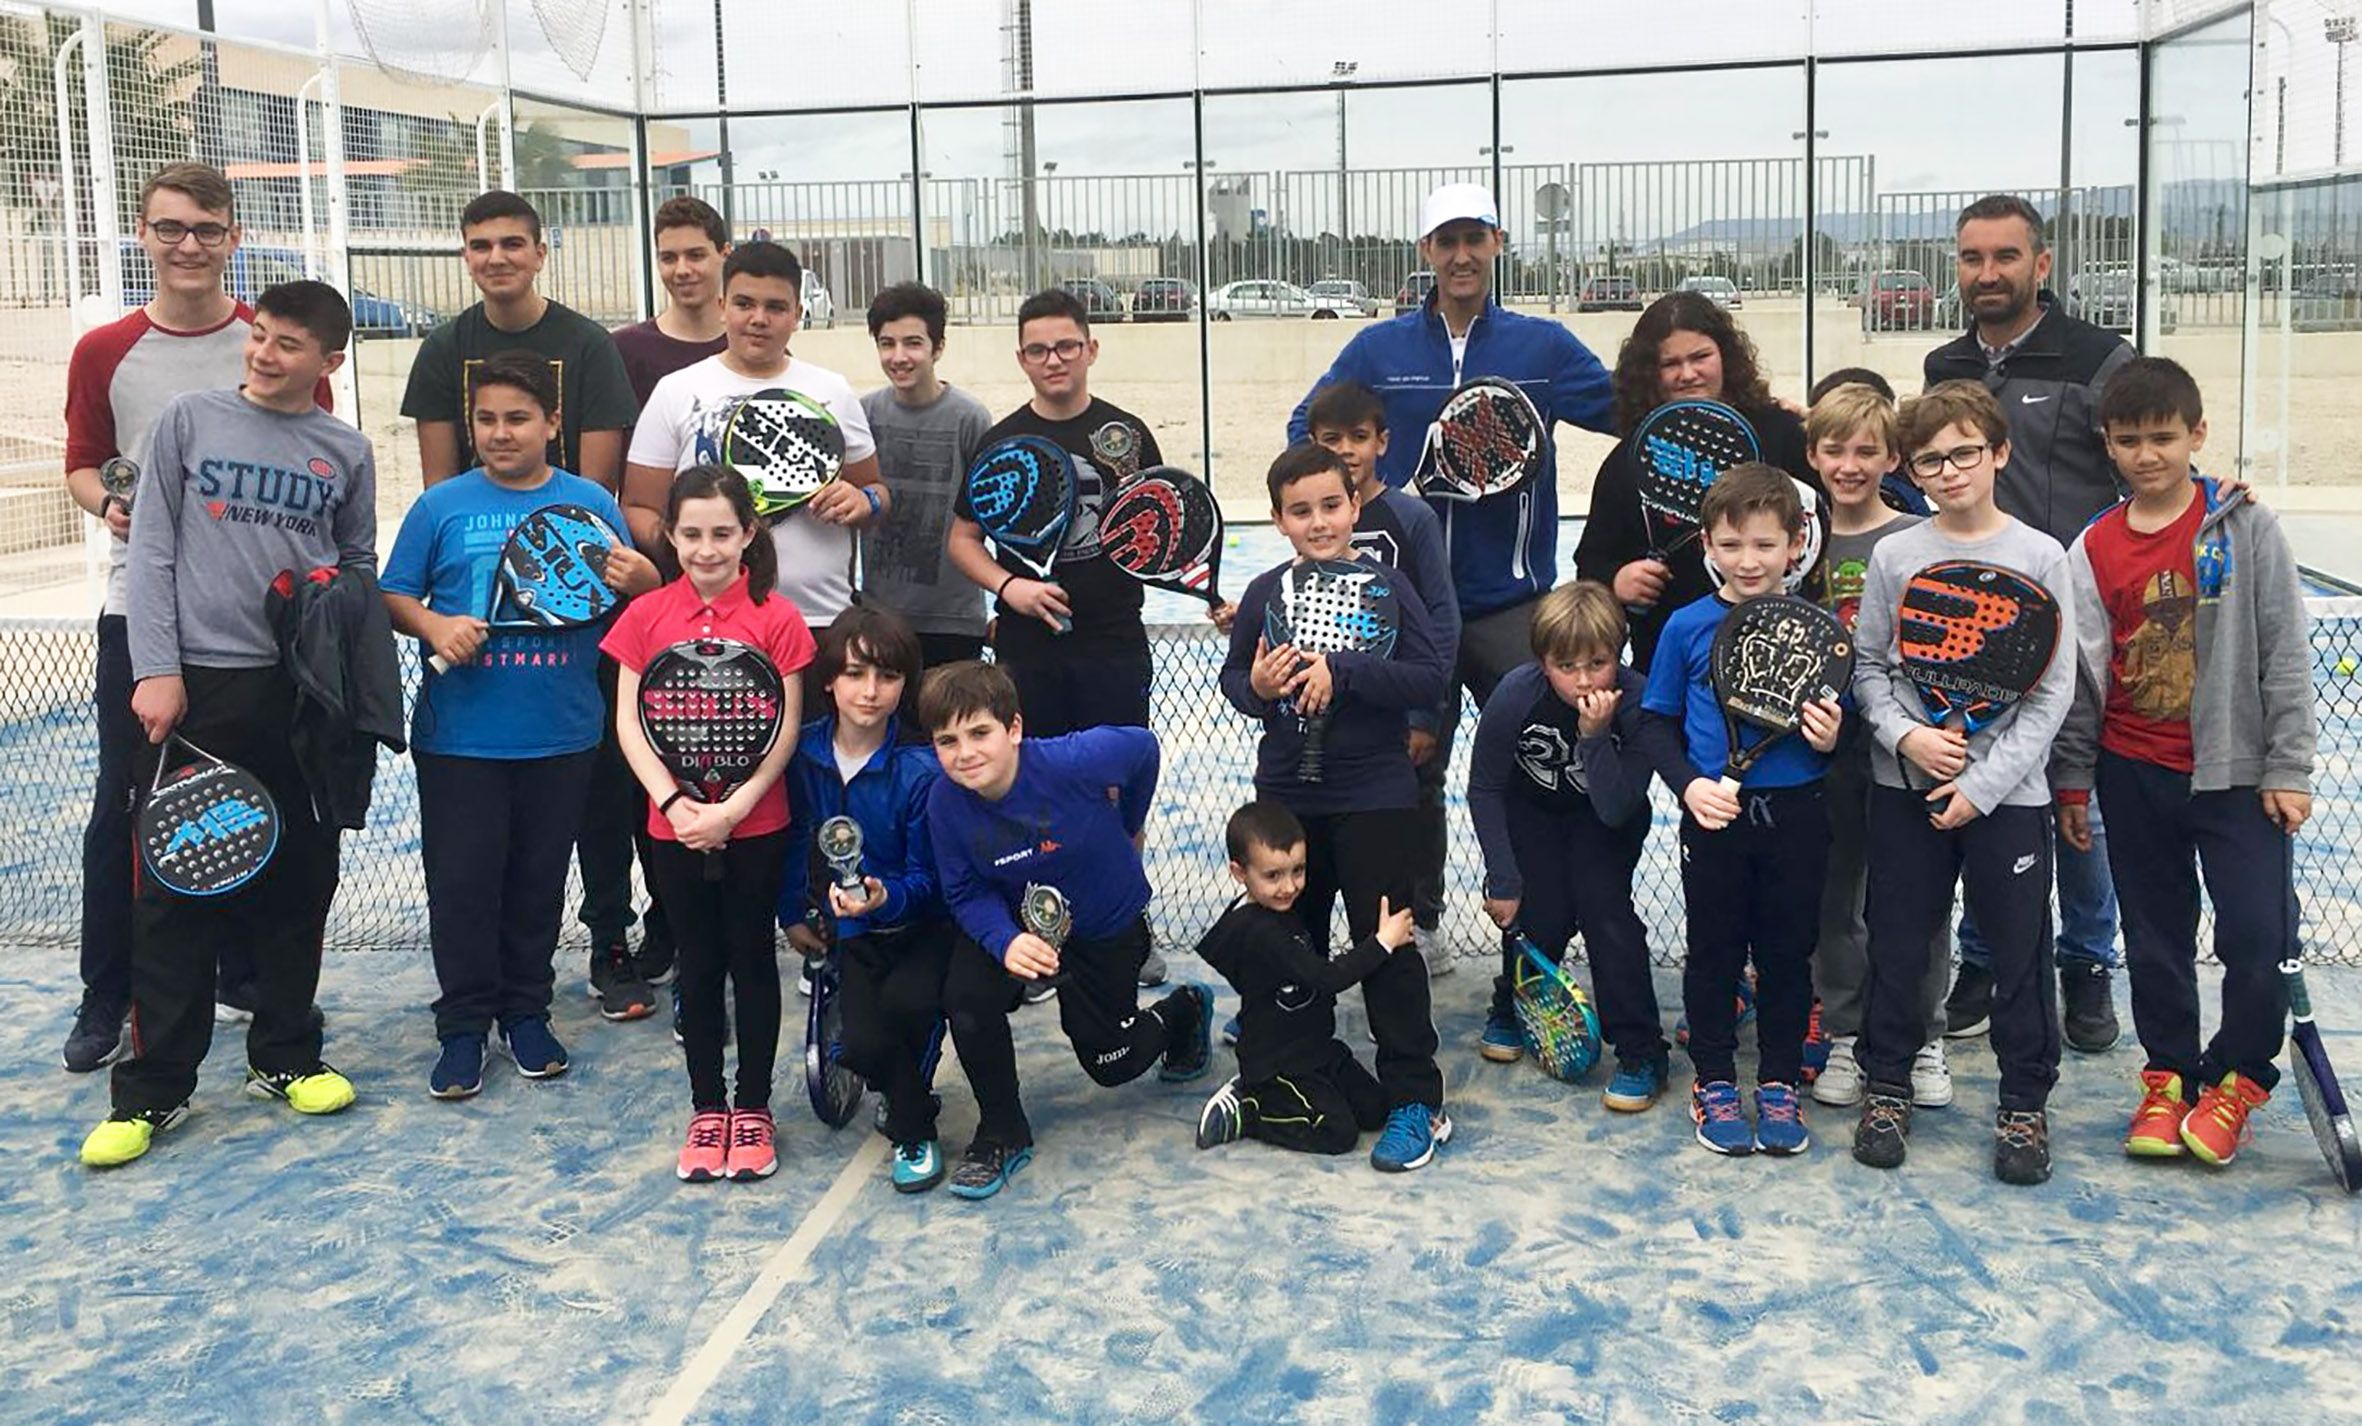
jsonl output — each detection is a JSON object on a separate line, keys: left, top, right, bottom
{"left": 638, "top": 638, "right": 787, "bottom": 881}
{"left": 429, "top": 503, "right": 625, "bottom": 674}
{"left": 965, "top": 436, "right": 1078, "bottom": 633}
{"left": 1416, "top": 377, "right": 1544, "bottom": 503}
{"left": 1101, "top": 464, "right": 1225, "bottom": 609}
{"left": 1629, "top": 399, "right": 1760, "bottom": 613}
{"left": 99, "top": 455, "right": 139, "bottom": 515}
{"left": 806, "top": 952, "right": 864, "bottom": 1128}
{"left": 1263, "top": 558, "right": 1402, "bottom": 784}
{"left": 2284, "top": 951, "right": 2362, "bottom": 1192}
{"left": 138, "top": 734, "right": 279, "bottom": 897}
{"left": 1708, "top": 595, "right": 1852, "bottom": 792}
{"left": 1897, "top": 561, "right": 2059, "bottom": 791}
{"left": 722, "top": 389, "right": 845, "bottom": 519}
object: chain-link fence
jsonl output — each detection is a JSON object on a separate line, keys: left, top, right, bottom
{"left": 8, "top": 600, "right": 2362, "bottom": 964}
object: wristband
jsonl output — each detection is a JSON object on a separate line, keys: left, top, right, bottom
{"left": 861, "top": 484, "right": 883, "bottom": 516}
{"left": 997, "top": 573, "right": 1018, "bottom": 599}
{"left": 659, "top": 790, "right": 688, "bottom": 814}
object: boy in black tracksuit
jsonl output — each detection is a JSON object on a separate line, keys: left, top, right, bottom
{"left": 1466, "top": 581, "right": 1666, "bottom": 1107}
{"left": 1219, "top": 443, "right": 1452, "bottom": 1173}
{"left": 1194, "top": 801, "right": 1418, "bottom": 1155}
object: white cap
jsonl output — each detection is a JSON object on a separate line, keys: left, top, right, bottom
{"left": 1419, "top": 183, "right": 1500, "bottom": 240}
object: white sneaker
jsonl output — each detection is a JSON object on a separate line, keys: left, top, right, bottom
{"left": 1812, "top": 1034, "right": 1863, "bottom": 1106}
{"left": 1414, "top": 925, "right": 1454, "bottom": 978}
{"left": 1910, "top": 1039, "right": 1955, "bottom": 1108}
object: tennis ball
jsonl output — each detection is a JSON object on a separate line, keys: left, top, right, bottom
{"left": 2339, "top": 656, "right": 2358, "bottom": 677}
{"left": 1227, "top": 535, "right": 1241, "bottom": 547}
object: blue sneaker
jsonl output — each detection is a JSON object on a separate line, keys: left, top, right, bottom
{"left": 499, "top": 1016, "right": 569, "bottom": 1078}
{"left": 1753, "top": 1082, "right": 1810, "bottom": 1155}
{"left": 430, "top": 1033, "right": 485, "bottom": 1099}
{"left": 1157, "top": 983, "right": 1215, "bottom": 1082}
{"left": 1479, "top": 1005, "right": 1524, "bottom": 1064}
{"left": 1602, "top": 1055, "right": 1667, "bottom": 1113}
{"left": 1691, "top": 1080, "right": 1754, "bottom": 1156}
{"left": 892, "top": 1139, "right": 944, "bottom": 1194}
{"left": 1220, "top": 1015, "right": 1241, "bottom": 1048}
{"left": 1370, "top": 1102, "right": 1453, "bottom": 1173}
{"left": 946, "top": 1142, "right": 1033, "bottom": 1200}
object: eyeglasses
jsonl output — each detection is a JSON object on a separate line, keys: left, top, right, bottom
{"left": 1018, "top": 339, "right": 1086, "bottom": 364}
{"left": 1907, "top": 442, "right": 1993, "bottom": 478}
{"left": 146, "top": 219, "right": 232, "bottom": 248}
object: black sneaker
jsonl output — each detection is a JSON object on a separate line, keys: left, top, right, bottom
{"left": 945, "top": 1141, "right": 1034, "bottom": 1200}
{"left": 2060, "top": 962, "right": 2120, "bottom": 1054}
{"left": 1943, "top": 963, "right": 1993, "bottom": 1039}
{"left": 215, "top": 978, "right": 258, "bottom": 1025}
{"left": 633, "top": 935, "right": 676, "bottom": 987}
{"left": 61, "top": 993, "right": 129, "bottom": 1074}
{"left": 590, "top": 941, "right": 655, "bottom": 1022}
{"left": 1137, "top": 950, "right": 1169, "bottom": 989}
{"left": 1156, "top": 983, "right": 1215, "bottom": 1083}
{"left": 1994, "top": 1108, "right": 2052, "bottom": 1185}
{"left": 1851, "top": 1085, "right": 1914, "bottom": 1169}
{"left": 1022, "top": 979, "right": 1057, "bottom": 1006}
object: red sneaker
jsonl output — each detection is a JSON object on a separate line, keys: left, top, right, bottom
{"left": 726, "top": 1107, "right": 778, "bottom": 1181}
{"left": 676, "top": 1109, "right": 730, "bottom": 1182}
{"left": 2123, "top": 1070, "right": 2189, "bottom": 1158}
{"left": 2180, "top": 1072, "right": 2269, "bottom": 1167}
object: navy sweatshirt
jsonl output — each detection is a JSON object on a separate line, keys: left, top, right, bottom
{"left": 780, "top": 713, "right": 944, "bottom": 940}
{"left": 1466, "top": 662, "right": 1654, "bottom": 901}
{"left": 1351, "top": 487, "right": 1462, "bottom": 736}
{"left": 1193, "top": 897, "right": 1399, "bottom": 1082}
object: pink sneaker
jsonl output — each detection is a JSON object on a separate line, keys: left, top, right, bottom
{"left": 726, "top": 1108, "right": 778, "bottom": 1181}
{"left": 676, "top": 1110, "right": 730, "bottom": 1182}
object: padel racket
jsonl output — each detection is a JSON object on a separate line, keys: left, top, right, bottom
{"left": 638, "top": 638, "right": 786, "bottom": 881}
{"left": 805, "top": 952, "right": 864, "bottom": 1129}
{"left": 1263, "top": 558, "right": 1402, "bottom": 784}
{"left": 99, "top": 455, "right": 139, "bottom": 515}
{"left": 428, "top": 504, "right": 625, "bottom": 674}
{"left": 1709, "top": 595, "right": 1853, "bottom": 792}
{"left": 1507, "top": 925, "right": 1602, "bottom": 1083}
{"left": 2283, "top": 951, "right": 2362, "bottom": 1192}
{"left": 965, "top": 436, "right": 1078, "bottom": 634}
{"left": 138, "top": 734, "right": 279, "bottom": 898}
{"left": 1101, "top": 464, "right": 1225, "bottom": 609}
{"left": 1702, "top": 476, "right": 1829, "bottom": 600}
{"left": 1629, "top": 399, "right": 1760, "bottom": 613}
{"left": 722, "top": 389, "right": 845, "bottom": 519}
{"left": 1896, "top": 561, "right": 2059, "bottom": 791}
{"left": 1416, "top": 377, "right": 1544, "bottom": 503}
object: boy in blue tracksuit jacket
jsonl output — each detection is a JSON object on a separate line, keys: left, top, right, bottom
{"left": 921, "top": 661, "right": 1215, "bottom": 1200}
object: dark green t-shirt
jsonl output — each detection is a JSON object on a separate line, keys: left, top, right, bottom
{"left": 400, "top": 298, "right": 638, "bottom": 477}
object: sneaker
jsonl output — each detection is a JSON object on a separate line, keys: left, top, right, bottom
{"left": 244, "top": 1063, "right": 356, "bottom": 1115}
{"left": 2061, "top": 961, "right": 2121, "bottom": 1054}
{"left": 1370, "top": 1102, "right": 1452, "bottom": 1173}
{"left": 1994, "top": 1107, "right": 2052, "bottom": 1185}
{"left": 1753, "top": 1082, "right": 1810, "bottom": 1155}
{"left": 1196, "top": 1076, "right": 1250, "bottom": 1149}
{"left": 1690, "top": 1080, "right": 1754, "bottom": 1156}
{"left": 1674, "top": 977, "right": 1756, "bottom": 1049}
{"left": 1414, "top": 924, "right": 1454, "bottom": 978}
{"left": 79, "top": 1103, "right": 188, "bottom": 1167}
{"left": 1156, "top": 983, "right": 1215, "bottom": 1083}
{"left": 499, "top": 1017, "right": 570, "bottom": 1078}
{"left": 1023, "top": 979, "right": 1057, "bottom": 1006}
{"left": 2180, "top": 1072, "right": 2269, "bottom": 1166}
{"left": 590, "top": 942, "right": 655, "bottom": 1022}
{"left": 1944, "top": 963, "right": 1993, "bottom": 1039}
{"left": 215, "top": 979, "right": 258, "bottom": 1025}
{"left": 947, "top": 1141, "right": 1034, "bottom": 1200}
{"left": 430, "top": 1033, "right": 486, "bottom": 1099}
{"left": 671, "top": 982, "right": 684, "bottom": 1047}
{"left": 1910, "top": 1039, "right": 1955, "bottom": 1108}
{"left": 726, "top": 1108, "right": 778, "bottom": 1181}
{"left": 633, "top": 936, "right": 676, "bottom": 986}
{"left": 1137, "top": 950, "right": 1169, "bottom": 988}
{"left": 676, "top": 1109, "right": 731, "bottom": 1182}
{"left": 798, "top": 961, "right": 816, "bottom": 998}
{"left": 1800, "top": 1001, "right": 1829, "bottom": 1084}
{"left": 1813, "top": 1035, "right": 1864, "bottom": 1107}
{"left": 1220, "top": 1014, "right": 1241, "bottom": 1048}
{"left": 892, "top": 1139, "right": 945, "bottom": 1193}
{"left": 1479, "top": 1004, "right": 1524, "bottom": 1064}
{"left": 2125, "top": 1070, "right": 2191, "bottom": 1158}
{"left": 1602, "top": 1055, "right": 1668, "bottom": 1113}
{"left": 1852, "top": 1086, "right": 1913, "bottom": 1169}
{"left": 61, "top": 993, "right": 129, "bottom": 1074}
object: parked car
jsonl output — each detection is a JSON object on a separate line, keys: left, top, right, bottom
{"left": 121, "top": 242, "right": 439, "bottom": 338}
{"left": 1394, "top": 270, "right": 1436, "bottom": 314}
{"left": 1057, "top": 277, "right": 1127, "bottom": 323}
{"left": 2066, "top": 269, "right": 2175, "bottom": 336}
{"left": 1307, "top": 278, "right": 1380, "bottom": 318}
{"left": 1859, "top": 269, "right": 1935, "bottom": 332}
{"left": 801, "top": 270, "right": 834, "bottom": 329}
{"left": 2293, "top": 270, "right": 2362, "bottom": 333}
{"left": 1132, "top": 276, "right": 1197, "bottom": 322}
{"left": 1677, "top": 275, "right": 1741, "bottom": 310}
{"left": 1206, "top": 280, "right": 1347, "bottom": 320}
{"left": 1577, "top": 274, "right": 1642, "bottom": 312}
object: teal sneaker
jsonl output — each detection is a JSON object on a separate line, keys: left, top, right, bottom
{"left": 947, "top": 1142, "right": 1033, "bottom": 1200}
{"left": 1479, "top": 1005, "right": 1524, "bottom": 1064}
{"left": 1602, "top": 1055, "right": 1668, "bottom": 1113}
{"left": 1691, "top": 1079, "right": 1754, "bottom": 1156}
{"left": 891, "top": 1139, "right": 944, "bottom": 1194}
{"left": 1370, "top": 1102, "right": 1452, "bottom": 1173}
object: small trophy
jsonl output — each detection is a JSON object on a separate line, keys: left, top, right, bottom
{"left": 1019, "top": 882, "right": 1072, "bottom": 948}
{"left": 99, "top": 456, "right": 139, "bottom": 515}
{"left": 816, "top": 815, "right": 865, "bottom": 894}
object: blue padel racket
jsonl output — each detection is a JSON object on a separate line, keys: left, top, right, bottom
{"left": 1416, "top": 377, "right": 1545, "bottom": 503}
{"left": 2284, "top": 950, "right": 2362, "bottom": 1192}
{"left": 1507, "top": 925, "right": 1602, "bottom": 1083}
{"left": 965, "top": 436, "right": 1078, "bottom": 633}
{"left": 1708, "top": 595, "right": 1852, "bottom": 793}
{"left": 806, "top": 951, "right": 864, "bottom": 1129}
{"left": 638, "top": 638, "right": 787, "bottom": 882}
{"left": 722, "top": 388, "right": 845, "bottom": 519}
{"left": 1101, "top": 464, "right": 1225, "bottom": 609}
{"left": 428, "top": 503, "right": 625, "bottom": 674}
{"left": 138, "top": 734, "right": 279, "bottom": 898}
{"left": 1263, "top": 558, "right": 1402, "bottom": 784}
{"left": 1629, "top": 399, "right": 1760, "bottom": 613}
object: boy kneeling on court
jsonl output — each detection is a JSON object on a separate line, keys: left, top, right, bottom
{"left": 2054, "top": 357, "right": 2313, "bottom": 1169}
{"left": 922, "top": 661, "right": 1214, "bottom": 1200}
{"left": 85, "top": 282, "right": 378, "bottom": 1168}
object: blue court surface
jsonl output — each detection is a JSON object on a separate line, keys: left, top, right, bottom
{"left": 6, "top": 944, "right": 2362, "bottom": 1425}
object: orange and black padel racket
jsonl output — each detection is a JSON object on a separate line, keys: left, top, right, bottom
{"left": 1897, "top": 560, "right": 2060, "bottom": 736}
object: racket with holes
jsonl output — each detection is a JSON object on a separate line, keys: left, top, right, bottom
{"left": 638, "top": 638, "right": 787, "bottom": 882}
{"left": 2284, "top": 951, "right": 2362, "bottom": 1192}
{"left": 1708, "top": 595, "right": 1852, "bottom": 792}
{"left": 1263, "top": 558, "right": 1402, "bottom": 784}
{"left": 722, "top": 388, "right": 845, "bottom": 519}
{"left": 1416, "top": 377, "right": 1544, "bottom": 503}
{"left": 1629, "top": 399, "right": 1760, "bottom": 613}
{"left": 1896, "top": 560, "right": 2059, "bottom": 791}
{"left": 428, "top": 504, "right": 624, "bottom": 674}
{"left": 965, "top": 436, "right": 1079, "bottom": 633}
{"left": 1508, "top": 925, "right": 1601, "bottom": 1083}
{"left": 138, "top": 734, "right": 280, "bottom": 897}
{"left": 99, "top": 455, "right": 139, "bottom": 515}
{"left": 1101, "top": 464, "right": 1225, "bottom": 609}
{"left": 806, "top": 951, "right": 865, "bottom": 1129}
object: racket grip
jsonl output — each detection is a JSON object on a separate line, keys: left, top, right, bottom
{"left": 1718, "top": 774, "right": 1742, "bottom": 795}
{"left": 703, "top": 849, "right": 724, "bottom": 882}
{"left": 1298, "top": 715, "right": 1329, "bottom": 784}
{"left": 426, "top": 651, "right": 452, "bottom": 675}
{"left": 1623, "top": 600, "right": 1656, "bottom": 619}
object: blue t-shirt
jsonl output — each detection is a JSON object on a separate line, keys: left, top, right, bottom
{"left": 381, "top": 468, "right": 631, "bottom": 758}
{"left": 1641, "top": 592, "right": 1831, "bottom": 790}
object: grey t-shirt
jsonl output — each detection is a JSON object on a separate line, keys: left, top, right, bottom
{"left": 860, "top": 384, "right": 991, "bottom": 636}
{"left": 127, "top": 388, "right": 377, "bottom": 679}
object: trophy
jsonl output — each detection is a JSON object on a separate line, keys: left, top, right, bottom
{"left": 1019, "top": 882, "right": 1072, "bottom": 986}
{"left": 816, "top": 815, "right": 865, "bottom": 895}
